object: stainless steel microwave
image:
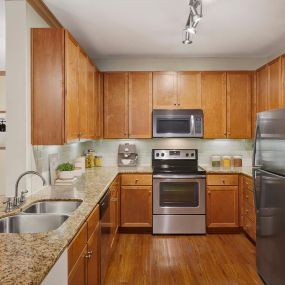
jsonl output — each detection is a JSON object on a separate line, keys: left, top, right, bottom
{"left": 152, "top": 109, "right": 203, "bottom": 138}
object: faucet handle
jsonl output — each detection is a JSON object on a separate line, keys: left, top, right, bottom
{"left": 20, "top": 190, "right": 28, "bottom": 203}
{"left": 3, "top": 198, "right": 14, "bottom": 212}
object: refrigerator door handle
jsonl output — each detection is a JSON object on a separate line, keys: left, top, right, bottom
{"left": 252, "top": 122, "right": 260, "bottom": 169}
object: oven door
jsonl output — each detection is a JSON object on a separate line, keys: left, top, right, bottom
{"left": 153, "top": 175, "right": 206, "bottom": 215}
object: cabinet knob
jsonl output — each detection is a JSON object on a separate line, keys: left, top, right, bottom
{"left": 174, "top": 103, "right": 177, "bottom": 106}
{"left": 135, "top": 179, "right": 139, "bottom": 184}
{"left": 222, "top": 180, "right": 225, "bottom": 184}
{"left": 208, "top": 191, "right": 211, "bottom": 195}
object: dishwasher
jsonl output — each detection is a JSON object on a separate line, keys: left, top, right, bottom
{"left": 100, "top": 189, "right": 111, "bottom": 284}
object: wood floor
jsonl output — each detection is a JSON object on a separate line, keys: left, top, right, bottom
{"left": 104, "top": 233, "right": 264, "bottom": 285}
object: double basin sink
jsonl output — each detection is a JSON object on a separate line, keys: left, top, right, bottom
{"left": 0, "top": 200, "right": 82, "bottom": 234}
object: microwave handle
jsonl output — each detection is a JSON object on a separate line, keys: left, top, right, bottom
{"left": 190, "top": 115, "right": 195, "bottom": 135}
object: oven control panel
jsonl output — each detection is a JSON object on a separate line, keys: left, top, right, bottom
{"left": 153, "top": 149, "right": 196, "bottom": 160}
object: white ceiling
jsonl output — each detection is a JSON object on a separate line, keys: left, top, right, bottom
{"left": 43, "top": 0, "right": 285, "bottom": 60}
{"left": 0, "top": 0, "right": 5, "bottom": 70}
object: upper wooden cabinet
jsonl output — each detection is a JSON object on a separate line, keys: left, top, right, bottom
{"left": 153, "top": 72, "right": 202, "bottom": 109}
{"left": 201, "top": 72, "right": 227, "bottom": 139}
{"left": 78, "top": 49, "right": 89, "bottom": 139}
{"left": 32, "top": 28, "right": 100, "bottom": 145}
{"left": 256, "top": 65, "right": 269, "bottom": 112}
{"left": 129, "top": 72, "right": 152, "bottom": 138}
{"left": 96, "top": 72, "right": 104, "bottom": 139}
{"left": 226, "top": 72, "right": 252, "bottom": 138}
{"left": 268, "top": 58, "right": 282, "bottom": 109}
{"left": 87, "top": 61, "right": 96, "bottom": 139}
{"left": 104, "top": 72, "right": 129, "bottom": 138}
{"left": 177, "top": 72, "right": 202, "bottom": 109}
{"left": 153, "top": 72, "right": 177, "bottom": 109}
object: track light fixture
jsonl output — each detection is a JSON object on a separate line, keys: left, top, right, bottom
{"left": 182, "top": 0, "right": 203, "bottom": 44}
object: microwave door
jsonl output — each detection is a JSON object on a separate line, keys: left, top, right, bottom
{"left": 154, "top": 117, "right": 191, "bottom": 137}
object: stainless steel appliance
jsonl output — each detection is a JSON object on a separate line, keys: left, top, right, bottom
{"left": 152, "top": 149, "right": 206, "bottom": 234}
{"left": 118, "top": 143, "right": 138, "bottom": 166}
{"left": 100, "top": 190, "right": 111, "bottom": 284}
{"left": 152, "top": 109, "right": 203, "bottom": 138}
{"left": 253, "top": 108, "right": 285, "bottom": 285}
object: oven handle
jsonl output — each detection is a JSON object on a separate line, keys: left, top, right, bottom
{"left": 153, "top": 174, "right": 206, "bottom": 179}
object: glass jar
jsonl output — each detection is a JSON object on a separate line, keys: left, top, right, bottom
{"left": 233, "top": 156, "right": 242, "bottom": 167}
{"left": 85, "top": 153, "right": 93, "bottom": 168}
{"left": 95, "top": 155, "right": 103, "bottom": 167}
{"left": 222, "top": 156, "right": 231, "bottom": 168}
{"left": 211, "top": 155, "right": 221, "bottom": 168}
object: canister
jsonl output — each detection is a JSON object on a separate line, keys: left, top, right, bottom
{"left": 222, "top": 156, "right": 231, "bottom": 168}
{"left": 233, "top": 156, "right": 242, "bottom": 167}
{"left": 211, "top": 155, "right": 221, "bottom": 168}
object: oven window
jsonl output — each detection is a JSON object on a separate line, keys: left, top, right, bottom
{"left": 159, "top": 182, "right": 199, "bottom": 207}
{"left": 156, "top": 119, "right": 190, "bottom": 134}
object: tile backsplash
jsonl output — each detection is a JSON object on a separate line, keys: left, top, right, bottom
{"left": 33, "top": 141, "right": 94, "bottom": 184}
{"left": 93, "top": 139, "right": 253, "bottom": 167}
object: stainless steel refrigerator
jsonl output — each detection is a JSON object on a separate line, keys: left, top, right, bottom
{"left": 253, "top": 108, "right": 285, "bottom": 285}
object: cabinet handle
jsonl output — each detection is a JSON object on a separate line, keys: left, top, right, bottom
{"left": 208, "top": 191, "right": 211, "bottom": 195}
{"left": 85, "top": 253, "right": 91, "bottom": 259}
{"left": 222, "top": 180, "right": 225, "bottom": 184}
{"left": 87, "top": 250, "right": 93, "bottom": 256}
{"left": 135, "top": 179, "right": 139, "bottom": 184}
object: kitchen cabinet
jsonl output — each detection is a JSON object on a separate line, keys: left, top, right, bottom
{"left": 87, "top": 60, "right": 96, "bottom": 139}
{"left": 68, "top": 205, "right": 100, "bottom": 285}
{"left": 120, "top": 174, "right": 152, "bottom": 227}
{"left": 78, "top": 49, "right": 89, "bottom": 139}
{"left": 256, "top": 65, "right": 269, "bottom": 112}
{"left": 32, "top": 28, "right": 99, "bottom": 145}
{"left": 96, "top": 72, "right": 104, "bottom": 139}
{"left": 268, "top": 57, "right": 282, "bottom": 109}
{"left": 242, "top": 175, "right": 256, "bottom": 241}
{"left": 129, "top": 72, "right": 153, "bottom": 138}
{"left": 153, "top": 72, "right": 177, "bottom": 109}
{"left": 226, "top": 72, "right": 252, "bottom": 138}
{"left": 177, "top": 72, "right": 202, "bottom": 109}
{"left": 104, "top": 72, "right": 129, "bottom": 138}
{"left": 207, "top": 174, "right": 239, "bottom": 229}
{"left": 110, "top": 176, "right": 120, "bottom": 252}
{"left": 201, "top": 72, "right": 227, "bottom": 139}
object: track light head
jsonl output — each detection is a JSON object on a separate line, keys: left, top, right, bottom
{"left": 182, "top": 30, "right": 192, "bottom": 44}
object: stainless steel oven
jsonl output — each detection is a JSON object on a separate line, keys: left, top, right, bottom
{"left": 152, "top": 149, "right": 206, "bottom": 234}
{"left": 152, "top": 109, "right": 203, "bottom": 138}
{"left": 153, "top": 174, "right": 205, "bottom": 215}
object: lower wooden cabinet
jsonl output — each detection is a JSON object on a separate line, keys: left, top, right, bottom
{"left": 68, "top": 205, "right": 100, "bottom": 285}
{"left": 206, "top": 174, "right": 239, "bottom": 229}
{"left": 242, "top": 175, "right": 256, "bottom": 241}
{"left": 120, "top": 174, "right": 152, "bottom": 228}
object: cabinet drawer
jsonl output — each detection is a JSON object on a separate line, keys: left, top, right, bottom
{"left": 87, "top": 205, "right": 99, "bottom": 239}
{"left": 207, "top": 174, "right": 238, "bottom": 186}
{"left": 244, "top": 188, "right": 254, "bottom": 208}
{"left": 121, "top": 174, "right": 152, "bottom": 186}
{"left": 68, "top": 222, "right": 88, "bottom": 273}
{"left": 244, "top": 216, "right": 256, "bottom": 241}
{"left": 244, "top": 202, "right": 256, "bottom": 223}
{"left": 243, "top": 175, "right": 253, "bottom": 191}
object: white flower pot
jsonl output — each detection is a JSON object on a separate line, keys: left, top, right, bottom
{"left": 58, "top": 170, "right": 75, "bottom": 180}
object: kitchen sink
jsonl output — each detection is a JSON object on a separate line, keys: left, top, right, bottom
{"left": 0, "top": 214, "right": 69, "bottom": 233}
{"left": 22, "top": 200, "right": 82, "bottom": 214}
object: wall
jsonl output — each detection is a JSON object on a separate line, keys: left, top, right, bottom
{"left": 94, "top": 57, "right": 267, "bottom": 72}
{"left": 94, "top": 139, "right": 253, "bottom": 167}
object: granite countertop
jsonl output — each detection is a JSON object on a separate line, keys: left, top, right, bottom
{"left": 201, "top": 165, "right": 253, "bottom": 177}
{"left": 0, "top": 166, "right": 152, "bottom": 285}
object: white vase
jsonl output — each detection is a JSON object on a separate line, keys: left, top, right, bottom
{"left": 58, "top": 170, "right": 75, "bottom": 180}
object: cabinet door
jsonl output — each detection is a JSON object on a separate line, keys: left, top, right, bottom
{"left": 177, "top": 72, "right": 202, "bottom": 108}
{"left": 207, "top": 186, "right": 239, "bottom": 228}
{"left": 268, "top": 57, "right": 282, "bottom": 109}
{"left": 104, "top": 72, "right": 128, "bottom": 138}
{"left": 129, "top": 72, "right": 152, "bottom": 138}
{"left": 110, "top": 186, "right": 118, "bottom": 250}
{"left": 96, "top": 72, "right": 103, "bottom": 139}
{"left": 68, "top": 245, "right": 87, "bottom": 285}
{"left": 227, "top": 72, "right": 252, "bottom": 138}
{"left": 202, "top": 72, "right": 227, "bottom": 138}
{"left": 121, "top": 186, "right": 152, "bottom": 227}
{"left": 65, "top": 32, "right": 80, "bottom": 142}
{"left": 153, "top": 72, "right": 177, "bottom": 109}
{"left": 87, "top": 61, "right": 96, "bottom": 139}
{"left": 256, "top": 65, "right": 268, "bottom": 112}
{"left": 87, "top": 226, "right": 100, "bottom": 285}
{"left": 78, "top": 50, "right": 89, "bottom": 139}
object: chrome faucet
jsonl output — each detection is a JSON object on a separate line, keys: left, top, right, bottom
{"left": 14, "top": 171, "right": 46, "bottom": 207}
{"left": 3, "top": 171, "right": 46, "bottom": 212}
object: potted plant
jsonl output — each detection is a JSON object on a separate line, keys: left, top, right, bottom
{"left": 57, "top": 162, "right": 75, "bottom": 180}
